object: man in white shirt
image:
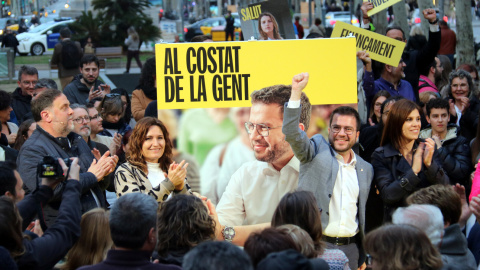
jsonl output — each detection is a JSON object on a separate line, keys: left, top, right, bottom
{"left": 283, "top": 73, "right": 373, "bottom": 270}
{"left": 216, "top": 81, "right": 312, "bottom": 241}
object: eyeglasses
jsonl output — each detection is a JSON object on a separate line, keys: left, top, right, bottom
{"left": 366, "top": 254, "right": 373, "bottom": 266}
{"left": 73, "top": 116, "right": 91, "bottom": 124}
{"left": 330, "top": 125, "right": 355, "bottom": 135}
{"left": 89, "top": 114, "right": 101, "bottom": 121}
{"left": 21, "top": 80, "right": 38, "bottom": 86}
{"left": 244, "top": 122, "right": 282, "bottom": 137}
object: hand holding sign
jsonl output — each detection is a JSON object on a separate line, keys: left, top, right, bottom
{"left": 356, "top": 51, "right": 372, "bottom": 72}
{"left": 291, "top": 72, "right": 309, "bottom": 101}
{"left": 365, "top": 0, "right": 403, "bottom": 17}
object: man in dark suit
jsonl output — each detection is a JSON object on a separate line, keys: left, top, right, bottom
{"left": 283, "top": 72, "right": 373, "bottom": 270}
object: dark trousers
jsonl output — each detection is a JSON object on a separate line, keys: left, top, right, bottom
{"left": 126, "top": 50, "right": 142, "bottom": 72}
{"left": 225, "top": 30, "right": 234, "bottom": 41}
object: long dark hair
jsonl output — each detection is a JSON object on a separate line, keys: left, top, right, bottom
{"left": 13, "top": 119, "right": 35, "bottom": 150}
{"left": 139, "top": 57, "right": 156, "bottom": 89}
{"left": 0, "top": 196, "right": 25, "bottom": 258}
{"left": 271, "top": 190, "right": 325, "bottom": 253}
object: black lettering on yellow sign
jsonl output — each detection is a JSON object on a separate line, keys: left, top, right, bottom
{"left": 241, "top": 4, "right": 262, "bottom": 21}
{"left": 367, "top": 0, "right": 388, "bottom": 7}
{"left": 186, "top": 46, "right": 241, "bottom": 74}
{"left": 212, "top": 74, "right": 251, "bottom": 101}
{"left": 163, "top": 45, "right": 251, "bottom": 103}
{"left": 339, "top": 29, "right": 396, "bottom": 58}
{"left": 165, "top": 76, "right": 184, "bottom": 102}
{"left": 164, "top": 48, "right": 181, "bottom": 74}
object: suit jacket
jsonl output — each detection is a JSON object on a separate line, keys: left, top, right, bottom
{"left": 283, "top": 104, "right": 373, "bottom": 266}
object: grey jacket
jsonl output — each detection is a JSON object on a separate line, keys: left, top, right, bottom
{"left": 440, "top": 224, "right": 477, "bottom": 270}
{"left": 283, "top": 104, "right": 373, "bottom": 267}
{"left": 63, "top": 74, "right": 104, "bottom": 105}
{"left": 17, "top": 126, "right": 106, "bottom": 226}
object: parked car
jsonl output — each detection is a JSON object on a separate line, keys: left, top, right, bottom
{"left": 325, "top": 11, "right": 360, "bottom": 28}
{"left": 16, "top": 18, "right": 74, "bottom": 56}
{"left": 184, "top": 14, "right": 241, "bottom": 42}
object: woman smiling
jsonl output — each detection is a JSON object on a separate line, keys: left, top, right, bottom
{"left": 370, "top": 99, "right": 449, "bottom": 222}
{"left": 114, "top": 117, "right": 189, "bottom": 202}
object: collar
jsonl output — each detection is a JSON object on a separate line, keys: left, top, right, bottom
{"left": 382, "top": 140, "right": 422, "bottom": 157}
{"left": 378, "top": 76, "right": 403, "bottom": 89}
{"left": 105, "top": 249, "right": 152, "bottom": 264}
{"left": 262, "top": 156, "right": 300, "bottom": 176}
{"left": 37, "top": 125, "right": 79, "bottom": 149}
{"left": 335, "top": 149, "right": 357, "bottom": 166}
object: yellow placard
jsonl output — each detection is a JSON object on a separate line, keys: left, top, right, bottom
{"left": 331, "top": 21, "right": 405, "bottom": 67}
{"left": 155, "top": 38, "right": 357, "bottom": 110}
{"left": 364, "top": 0, "right": 403, "bottom": 17}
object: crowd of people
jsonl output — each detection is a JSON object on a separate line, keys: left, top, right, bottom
{"left": 2, "top": 2, "right": 480, "bottom": 270}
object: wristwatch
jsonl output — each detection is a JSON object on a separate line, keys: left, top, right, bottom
{"left": 429, "top": 18, "right": 439, "bottom": 24}
{"left": 222, "top": 226, "right": 236, "bottom": 242}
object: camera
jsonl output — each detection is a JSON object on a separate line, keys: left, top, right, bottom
{"left": 37, "top": 156, "right": 71, "bottom": 179}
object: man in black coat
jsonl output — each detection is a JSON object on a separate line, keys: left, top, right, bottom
{"left": 11, "top": 65, "right": 38, "bottom": 124}
{"left": 1, "top": 28, "right": 19, "bottom": 56}
{"left": 17, "top": 89, "right": 118, "bottom": 226}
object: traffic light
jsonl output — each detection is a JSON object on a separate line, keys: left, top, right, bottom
{"left": 1, "top": 1, "right": 4, "bottom": 5}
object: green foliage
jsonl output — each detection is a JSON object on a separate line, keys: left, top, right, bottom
{"left": 72, "top": 0, "right": 161, "bottom": 47}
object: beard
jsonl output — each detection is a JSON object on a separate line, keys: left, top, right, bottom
{"left": 253, "top": 139, "right": 289, "bottom": 164}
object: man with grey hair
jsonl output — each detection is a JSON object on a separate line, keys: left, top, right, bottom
{"left": 51, "top": 27, "right": 83, "bottom": 90}
{"left": 34, "top": 78, "right": 58, "bottom": 93}
{"left": 392, "top": 204, "right": 445, "bottom": 246}
{"left": 12, "top": 65, "right": 38, "bottom": 124}
{"left": 78, "top": 193, "right": 181, "bottom": 270}
{"left": 71, "top": 103, "right": 109, "bottom": 155}
{"left": 17, "top": 89, "right": 118, "bottom": 226}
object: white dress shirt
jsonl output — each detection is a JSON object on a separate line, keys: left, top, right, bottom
{"left": 217, "top": 157, "right": 300, "bottom": 226}
{"left": 324, "top": 151, "right": 359, "bottom": 237}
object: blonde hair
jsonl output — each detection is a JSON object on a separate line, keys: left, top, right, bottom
{"left": 128, "top": 26, "right": 139, "bottom": 41}
{"left": 60, "top": 208, "right": 113, "bottom": 270}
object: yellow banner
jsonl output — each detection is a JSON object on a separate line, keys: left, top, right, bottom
{"left": 364, "top": 0, "right": 403, "bottom": 17}
{"left": 155, "top": 38, "right": 358, "bottom": 110}
{"left": 331, "top": 21, "right": 405, "bottom": 67}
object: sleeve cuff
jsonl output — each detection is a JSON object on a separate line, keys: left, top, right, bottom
{"left": 287, "top": 100, "right": 301, "bottom": 108}
{"left": 162, "top": 178, "right": 175, "bottom": 192}
{"left": 429, "top": 24, "right": 439, "bottom": 32}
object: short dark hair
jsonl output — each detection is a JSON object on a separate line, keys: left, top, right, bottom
{"left": 17, "top": 65, "right": 38, "bottom": 82}
{"left": 183, "top": 241, "right": 253, "bottom": 270}
{"left": 425, "top": 98, "right": 449, "bottom": 117}
{"left": 315, "top": 18, "right": 322, "bottom": 25}
{"left": 295, "top": 16, "right": 300, "bottom": 21}
{"left": 406, "top": 184, "right": 462, "bottom": 225}
{"left": 31, "top": 89, "right": 63, "bottom": 122}
{"left": 0, "top": 162, "right": 17, "bottom": 197}
{"left": 329, "top": 106, "right": 361, "bottom": 131}
{"left": 386, "top": 25, "right": 406, "bottom": 41}
{"left": 251, "top": 84, "right": 311, "bottom": 130}
{"left": 34, "top": 78, "right": 58, "bottom": 90}
{"left": 0, "top": 90, "right": 11, "bottom": 111}
{"left": 59, "top": 27, "right": 71, "bottom": 38}
{"left": 80, "top": 54, "right": 99, "bottom": 69}
{"left": 244, "top": 227, "right": 298, "bottom": 267}
{"left": 109, "top": 193, "right": 158, "bottom": 249}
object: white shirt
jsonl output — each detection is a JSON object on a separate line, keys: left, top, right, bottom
{"left": 454, "top": 105, "right": 462, "bottom": 126}
{"left": 324, "top": 151, "right": 360, "bottom": 237}
{"left": 217, "top": 157, "right": 300, "bottom": 226}
{"left": 146, "top": 161, "right": 166, "bottom": 188}
{"left": 0, "top": 146, "right": 5, "bottom": 161}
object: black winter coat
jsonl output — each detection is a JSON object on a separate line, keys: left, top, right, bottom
{"left": 371, "top": 141, "right": 449, "bottom": 221}
{"left": 11, "top": 87, "right": 32, "bottom": 124}
{"left": 17, "top": 126, "right": 107, "bottom": 226}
